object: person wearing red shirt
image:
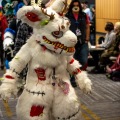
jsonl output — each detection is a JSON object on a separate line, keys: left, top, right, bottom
{"left": 0, "top": 9, "right": 8, "bottom": 70}
{"left": 65, "top": 0, "right": 90, "bottom": 87}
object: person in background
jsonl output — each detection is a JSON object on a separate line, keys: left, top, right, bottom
{"left": 96, "top": 22, "right": 116, "bottom": 48}
{"left": 65, "top": 0, "right": 90, "bottom": 87}
{"left": 90, "top": 5, "right": 95, "bottom": 45}
{"left": 3, "top": 0, "right": 51, "bottom": 90}
{"left": 3, "top": 0, "right": 32, "bottom": 90}
{"left": 3, "top": 0, "right": 31, "bottom": 70}
{"left": 89, "top": 22, "right": 116, "bottom": 73}
{"left": 99, "top": 22, "right": 120, "bottom": 67}
{"left": 0, "top": 7, "right": 8, "bottom": 70}
{"left": 3, "top": 0, "right": 50, "bottom": 68}
{"left": 1, "top": 0, "right": 9, "bottom": 13}
{"left": 106, "top": 41, "right": 120, "bottom": 81}
{"left": 81, "top": 1, "right": 92, "bottom": 21}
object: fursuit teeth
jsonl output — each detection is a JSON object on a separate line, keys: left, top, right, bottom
{"left": 43, "top": 36, "right": 75, "bottom": 53}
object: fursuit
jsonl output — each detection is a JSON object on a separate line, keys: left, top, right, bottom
{"left": 0, "top": 0, "right": 92, "bottom": 120}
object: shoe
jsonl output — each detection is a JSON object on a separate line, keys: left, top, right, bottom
{"left": 112, "top": 77, "right": 120, "bottom": 81}
{"left": 106, "top": 73, "right": 111, "bottom": 79}
{"left": 99, "top": 65, "right": 106, "bottom": 73}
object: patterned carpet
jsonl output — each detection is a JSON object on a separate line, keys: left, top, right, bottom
{"left": 0, "top": 68, "right": 120, "bottom": 120}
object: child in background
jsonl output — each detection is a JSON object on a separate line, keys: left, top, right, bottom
{"left": 106, "top": 41, "right": 120, "bottom": 81}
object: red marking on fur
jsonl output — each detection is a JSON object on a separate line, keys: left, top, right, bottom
{"left": 54, "top": 42, "right": 60, "bottom": 49}
{"left": 5, "top": 75, "right": 14, "bottom": 79}
{"left": 42, "top": 46, "right": 47, "bottom": 51}
{"left": 36, "top": 40, "right": 40, "bottom": 43}
{"left": 69, "top": 59, "right": 74, "bottom": 64}
{"left": 81, "top": 63, "right": 88, "bottom": 71}
{"left": 58, "top": 82, "right": 69, "bottom": 95}
{"left": 30, "top": 105, "right": 44, "bottom": 117}
{"left": 63, "top": 82, "right": 69, "bottom": 95}
{"left": 43, "top": 36, "right": 46, "bottom": 39}
{"left": 35, "top": 68, "right": 46, "bottom": 81}
{"left": 25, "top": 12, "right": 40, "bottom": 22}
{"left": 73, "top": 68, "right": 81, "bottom": 75}
{"left": 58, "top": 13, "right": 63, "bottom": 16}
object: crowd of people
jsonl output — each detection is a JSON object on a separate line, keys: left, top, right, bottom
{"left": 0, "top": 0, "right": 120, "bottom": 85}
{"left": 89, "top": 21, "right": 120, "bottom": 81}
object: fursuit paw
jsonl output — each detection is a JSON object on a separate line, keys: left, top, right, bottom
{"left": 75, "top": 71, "right": 92, "bottom": 93}
{"left": 0, "top": 80, "right": 18, "bottom": 101}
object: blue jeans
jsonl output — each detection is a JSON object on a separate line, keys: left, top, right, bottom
{"left": 90, "top": 33, "right": 95, "bottom": 45}
{"left": 74, "top": 43, "right": 89, "bottom": 68}
{"left": 70, "top": 43, "right": 89, "bottom": 85}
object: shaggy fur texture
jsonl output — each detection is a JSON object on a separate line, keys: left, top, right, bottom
{"left": 3, "top": 31, "right": 14, "bottom": 49}
{"left": 0, "top": 0, "right": 92, "bottom": 120}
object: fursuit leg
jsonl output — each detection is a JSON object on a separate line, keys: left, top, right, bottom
{"left": 16, "top": 89, "right": 53, "bottom": 120}
{"left": 52, "top": 82, "right": 84, "bottom": 120}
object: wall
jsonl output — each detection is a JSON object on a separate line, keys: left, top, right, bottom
{"left": 96, "top": 0, "right": 120, "bottom": 33}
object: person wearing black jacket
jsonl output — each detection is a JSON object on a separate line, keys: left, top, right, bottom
{"left": 65, "top": 0, "right": 90, "bottom": 87}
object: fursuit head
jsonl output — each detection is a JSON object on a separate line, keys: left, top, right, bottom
{"left": 0, "top": 0, "right": 92, "bottom": 120}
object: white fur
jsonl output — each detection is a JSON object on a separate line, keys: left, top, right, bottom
{"left": 51, "top": 0, "right": 66, "bottom": 13}
{"left": 76, "top": 71, "right": 92, "bottom": 93}
{"left": 0, "top": 70, "right": 18, "bottom": 100}
{"left": 0, "top": 0, "right": 92, "bottom": 119}
{"left": 67, "top": 56, "right": 81, "bottom": 73}
{"left": 3, "top": 32, "right": 14, "bottom": 50}
{"left": 4, "top": 32, "right": 14, "bottom": 39}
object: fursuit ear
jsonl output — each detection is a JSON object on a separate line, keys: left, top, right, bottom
{"left": 51, "top": 0, "right": 67, "bottom": 14}
{"left": 17, "top": 6, "right": 47, "bottom": 28}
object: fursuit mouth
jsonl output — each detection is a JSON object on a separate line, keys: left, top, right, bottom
{"left": 42, "top": 36, "right": 75, "bottom": 53}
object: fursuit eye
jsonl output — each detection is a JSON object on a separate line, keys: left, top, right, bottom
{"left": 52, "top": 31, "right": 63, "bottom": 38}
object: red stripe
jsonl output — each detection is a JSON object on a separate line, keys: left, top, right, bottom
{"left": 73, "top": 68, "right": 81, "bottom": 75}
{"left": 30, "top": 105, "right": 44, "bottom": 117}
{"left": 58, "top": 13, "right": 63, "bottom": 16}
{"left": 69, "top": 59, "right": 74, "bottom": 64}
{"left": 5, "top": 75, "right": 14, "bottom": 79}
{"left": 42, "top": 46, "right": 47, "bottom": 51}
{"left": 81, "top": 63, "right": 88, "bottom": 71}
